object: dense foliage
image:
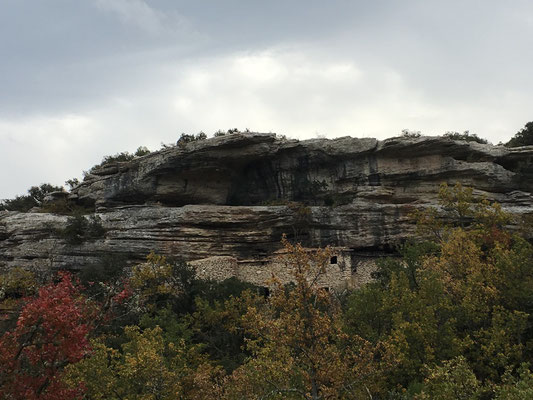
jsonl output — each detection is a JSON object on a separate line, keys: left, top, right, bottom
{"left": 1, "top": 183, "right": 533, "bottom": 398}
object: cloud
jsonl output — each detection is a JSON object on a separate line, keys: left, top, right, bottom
{"left": 93, "top": 0, "right": 188, "bottom": 35}
{"left": 2, "top": 1, "right": 533, "bottom": 198}
{"left": 2, "top": 43, "right": 531, "bottom": 198}
{"left": 0, "top": 114, "right": 99, "bottom": 198}
{"left": 164, "top": 49, "right": 442, "bottom": 138}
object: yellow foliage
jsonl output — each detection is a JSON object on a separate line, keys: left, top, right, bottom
{"left": 225, "top": 236, "right": 394, "bottom": 399}
{"left": 65, "top": 325, "right": 222, "bottom": 400}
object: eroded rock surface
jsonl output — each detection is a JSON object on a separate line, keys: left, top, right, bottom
{"left": 1, "top": 133, "right": 532, "bottom": 288}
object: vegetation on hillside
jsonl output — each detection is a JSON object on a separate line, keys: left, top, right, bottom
{"left": 400, "top": 129, "right": 490, "bottom": 144}
{"left": 1, "top": 183, "right": 533, "bottom": 398}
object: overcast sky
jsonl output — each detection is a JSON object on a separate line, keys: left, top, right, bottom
{"left": 1, "top": 0, "right": 533, "bottom": 198}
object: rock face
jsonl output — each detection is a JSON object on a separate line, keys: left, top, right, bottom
{"left": 1, "top": 133, "right": 532, "bottom": 288}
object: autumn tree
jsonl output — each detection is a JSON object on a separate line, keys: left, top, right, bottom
{"left": 225, "top": 237, "right": 393, "bottom": 399}
{"left": 65, "top": 325, "right": 224, "bottom": 400}
{"left": 0, "top": 272, "right": 94, "bottom": 400}
{"left": 416, "top": 356, "right": 482, "bottom": 400}
{"left": 345, "top": 183, "right": 533, "bottom": 395}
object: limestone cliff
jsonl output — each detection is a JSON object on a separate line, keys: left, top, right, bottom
{"left": 1, "top": 133, "right": 532, "bottom": 288}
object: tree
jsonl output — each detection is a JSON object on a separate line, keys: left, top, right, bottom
{"left": 344, "top": 182, "right": 533, "bottom": 394}
{"left": 416, "top": 357, "right": 482, "bottom": 400}
{"left": 0, "top": 183, "right": 64, "bottom": 212}
{"left": 494, "top": 363, "right": 533, "bottom": 399}
{"left": 226, "top": 237, "right": 392, "bottom": 399}
{"left": 65, "top": 325, "right": 224, "bottom": 400}
{"left": 0, "top": 272, "right": 94, "bottom": 400}
{"left": 506, "top": 122, "right": 533, "bottom": 147}
{"left": 61, "top": 214, "right": 105, "bottom": 244}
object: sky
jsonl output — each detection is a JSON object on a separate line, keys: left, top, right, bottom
{"left": 1, "top": 0, "right": 533, "bottom": 199}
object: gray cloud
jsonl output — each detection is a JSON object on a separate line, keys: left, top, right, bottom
{"left": 1, "top": 0, "right": 533, "bottom": 198}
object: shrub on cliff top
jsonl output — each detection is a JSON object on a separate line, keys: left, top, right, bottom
{"left": 506, "top": 121, "right": 533, "bottom": 147}
{"left": 0, "top": 183, "right": 64, "bottom": 212}
{"left": 88, "top": 146, "right": 151, "bottom": 173}
{"left": 176, "top": 132, "right": 208, "bottom": 147}
{"left": 443, "top": 130, "right": 488, "bottom": 144}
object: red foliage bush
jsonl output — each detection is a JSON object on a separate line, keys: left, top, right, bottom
{"left": 0, "top": 272, "right": 94, "bottom": 400}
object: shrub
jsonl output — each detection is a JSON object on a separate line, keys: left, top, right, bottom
{"left": 401, "top": 129, "right": 422, "bottom": 138}
{"left": 78, "top": 253, "right": 130, "bottom": 297}
{"left": 62, "top": 214, "right": 105, "bottom": 245}
{"left": 506, "top": 122, "right": 533, "bottom": 147}
{"left": 134, "top": 146, "right": 151, "bottom": 157}
{"left": 102, "top": 152, "right": 135, "bottom": 164}
{"left": 0, "top": 267, "right": 38, "bottom": 301}
{"left": 443, "top": 130, "right": 488, "bottom": 144}
{"left": 89, "top": 146, "right": 151, "bottom": 173}
{"left": 177, "top": 132, "right": 208, "bottom": 147}
{"left": 0, "top": 183, "right": 64, "bottom": 212}
{"left": 65, "top": 178, "right": 80, "bottom": 190}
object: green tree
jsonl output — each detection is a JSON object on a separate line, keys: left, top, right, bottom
{"left": 0, "top": 183, "right": 64, "bottom": 212}
{"left": 506, "top": 122, "right": 533, "bottom": 147}
{"left": 417, "top": 357, "right": 482, "bottom": 400}
{"left": 65, "top": 326, "right": 223, "bottom": 400}
{"left": 494, "top": 363, "right": 533, "bottom": 399}
{"left": 345, "top": 183, "right": 533, "bottom": 393}
{"left": 61, "top": 214, "right": 105, "bottom": 244}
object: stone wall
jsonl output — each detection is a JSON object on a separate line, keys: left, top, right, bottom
{"left": 189, "top": 256, "right": 238, "bottom": 282}
{"left": 190, "top": 247, "right": 375, "bottom": 290}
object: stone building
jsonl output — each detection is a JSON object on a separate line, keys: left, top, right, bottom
{"left": 191, "top": 247, "right": 380, "bottom": 290}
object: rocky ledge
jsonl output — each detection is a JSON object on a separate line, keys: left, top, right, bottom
{"left": 1, "top": 133, "right": 532, "bottom": 288}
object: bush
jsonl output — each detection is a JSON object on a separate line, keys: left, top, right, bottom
{"left": 0, "top": 183, "right": 64, "bottom": 212}
{"left": 39, "top": 197, "right": 94, "bottom": 215}
{"left": 65, "top": 178, "right": 80, "bottom": 190}
{"left": 177, "top": 132, "right": 208, "bottom": 147}
{"left": 506, "top": 122, "right": 533, "bottom": 147}
{"left": 443, "top": 130, "right": 488, "bottom": 144}
{"left": 134, "top": 146, "right": 151, "bottom": 157}
{"left": 89, "top": 146, "right": 151, "bottom": 173}
{"left": 102, "top": 152, "right": 135, "bottom": 164}
{"left": 62, "top": 214, "right": 106, "bottom": 244}
{"left": 401, "top": 129, "right": 422, "bottom": 138}
{"left": 0, "top": 267, "right": 38, "bottom": 301}
{"left": 78, "top": 253, "right": 129, "bottom": 293}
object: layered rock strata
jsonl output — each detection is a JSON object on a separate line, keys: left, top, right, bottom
{"left": 1, "top": 133, "right": 532, "bottom": 288}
